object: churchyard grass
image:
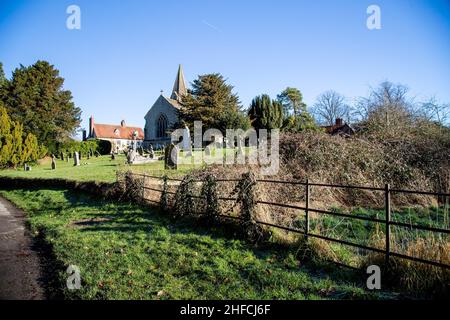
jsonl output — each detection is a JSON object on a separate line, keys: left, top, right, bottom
{"left": 0, "top": 148, "right": 250, "bottom": 183}
{"left": 0, "top": 155, "right": 192, "bottom": 182}
{"left": 0, "top": 187, "right": 395, "bottom": 300}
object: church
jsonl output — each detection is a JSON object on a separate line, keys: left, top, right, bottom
{"left": 144, "top": 65, "right": 187, "bottom": 148}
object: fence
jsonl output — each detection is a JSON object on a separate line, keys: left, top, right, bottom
{"left": 129, "top": 172, "right": 450, "bottom": 271}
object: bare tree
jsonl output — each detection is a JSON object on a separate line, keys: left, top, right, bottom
{"left": 354, "top": 81, "right": 412, "bottom": 122}
{"left": 418, "top": 97, "right": 450, "bottom": 126}
{"left": 312, "top": 90, "right": 350, "bottom": 125}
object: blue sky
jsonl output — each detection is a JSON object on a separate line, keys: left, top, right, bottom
{"left": 1, "top": 0, "right": 450, "bottom": 136}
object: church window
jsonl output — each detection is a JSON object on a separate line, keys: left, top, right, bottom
{"left": 157, "top": 114, "right": 168, "bottom": 138}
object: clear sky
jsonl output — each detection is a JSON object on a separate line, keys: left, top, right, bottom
{"left": 1, "top": 0, "right": 449, "bottom": 137}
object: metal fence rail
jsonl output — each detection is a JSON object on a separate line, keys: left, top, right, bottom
{"left": 132, "top": 172, "right": 450, "bottom": 270}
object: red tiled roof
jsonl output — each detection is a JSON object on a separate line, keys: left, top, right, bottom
{"left": 93, "top": 123, "right": 144, "bottom": 140}
{"left": 322, "top": 124, "right": 344, "bottom": 134}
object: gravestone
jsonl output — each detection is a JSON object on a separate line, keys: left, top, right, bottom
{"left": 60, "top": 152, "right": 64, "bottom": 161}
{"left": 51, "top": 154, "right": 56, "bottom": 170}
{"left": 149, "top": 145, "right": 155, "bottom": 159}
{"left": 24, "top": 163, "right": 31, "bottom": 171}
{"left": 73, "top": 152, "right": 80, "bottom": 166}
{"left": 111, "top": 153, "right": 115, "bottom": 160}
{"left": 164, "top": 143, "right": 178, "bottom": 170}
{"left": 205, "top": 145, "right": 211, "bottom": 156}
{"left": 182, "top": 125, "right": 192, "bottom": 156}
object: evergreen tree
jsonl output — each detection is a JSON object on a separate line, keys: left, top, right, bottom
{"left": 179, "top": 73, "right": 250, "bottom": 132}
{"left": 248, "top": 94, "right": 284, "bottom": 131}
{"left": 3, "top": 60, "right": 81, "bottom": 153}
{"left": 277, "top": 87, "right": 307, "bottom": 117}
{"left": 0, "top": 103, "right": 45, "bottom": 168}
{"left": 276, "top": 87, "right": 317, "bottom": 132}
{"left": 0, "top": 62, "right": 6, "bottom": 88}
{"left": 0, "top": 62, "right": 7, "bottom": 100}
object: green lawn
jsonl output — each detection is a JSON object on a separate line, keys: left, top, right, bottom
{"left": 0, "top": 147, "right": 255, "bottom": 183}
{"left": 0, "top": 155, "right": 192, "bottom": 183}
{"left": 0, "top": 187, "right": 393, "bottom": 300}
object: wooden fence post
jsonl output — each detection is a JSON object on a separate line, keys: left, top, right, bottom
{"left": 385, "top": 183, "right": 391, "bottom": 267}
{"left": 305, "top": 179, "right": 310, "bottom": 238}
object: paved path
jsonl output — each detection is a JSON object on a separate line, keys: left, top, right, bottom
{"left": 0, "top": 196, "right": 45, "bottom": 300}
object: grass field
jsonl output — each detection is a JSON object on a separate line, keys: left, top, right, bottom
{"left": 0, "top": 187, "right": 395, "bottom": 300}
{"left": 0, "top": 155, "right": 193, "bottom": 183}
{"left": 0, "top": 148, "right": 246, "bottom": 183}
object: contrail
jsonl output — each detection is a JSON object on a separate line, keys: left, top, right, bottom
{"left": 201, "top": 20, "right": 221, "bottom": 32}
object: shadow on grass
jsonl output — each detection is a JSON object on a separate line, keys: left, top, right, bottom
{"left": 5, "top": 186, "right": 385, "bottom": 298}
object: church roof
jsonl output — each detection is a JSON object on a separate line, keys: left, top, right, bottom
{"left": 170, "top": 64, "right": 187, "bottom": 101}
{"left": 164, "top": 96, "right": 182, "bottom": 109}
{"left": 92, "top": 123, "right": 144, "bottom": 140}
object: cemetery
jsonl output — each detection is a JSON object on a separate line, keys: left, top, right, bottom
{"left": 0, "top": 2, "right": 448, "bottom": 304}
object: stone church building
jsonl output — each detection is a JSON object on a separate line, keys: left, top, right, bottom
{"left": 144, "top": 65, "right": 187, "bottom": 147}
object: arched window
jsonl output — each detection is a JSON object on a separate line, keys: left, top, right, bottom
{"left": 156, "top": 114, "right": 168, "bottom": 138}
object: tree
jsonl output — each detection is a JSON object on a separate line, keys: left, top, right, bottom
{"left": 0, "top": 62, "right": 7, "bottom": 100}
{"left": 312, "top": 90, "right": 351, "bottom": 125}
{"left": 3, "top": 60, "right": 81, "bottom": 153}
{"left": 355, "top": 81, "right": 414, "bottom": 137}
{"left": 282, "top": 113, "right": 318, "bottom": 132}
{"left": 0, "top": 103, "right": 46, "bottom": 168}
{"left": 277, "top": 87, "right": 307, "bottom": 117}
{"left": 179, "top": 73, "right": 249, "bottom": 133}
{"left": 418, "top": 97, "right": 450, "bottom": 127}
{"left": 0, "top": 62, "right": 6, "bottom": 88}
{"left": 248, "top": 94, "right": 283, "bottom": 131}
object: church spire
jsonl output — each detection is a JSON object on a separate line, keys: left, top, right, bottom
{"left": 170, "top": 64, "right": 187, "bottom": 101}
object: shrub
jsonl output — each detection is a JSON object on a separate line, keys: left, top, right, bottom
{"left": 199, "top": 174, "right": 221, "bottom": 220}
{"left": 173, "top": 175, "right": 197, "bottom": 218}
{"left": 0, "top": 104, "right": 46, "bottom": 168}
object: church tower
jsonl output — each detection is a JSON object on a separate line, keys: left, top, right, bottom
{"left": 170, "top": 64, "right": 187, "bottom": 101}
{"left": 144, "top": 64, "right": 188, "bottom": 147}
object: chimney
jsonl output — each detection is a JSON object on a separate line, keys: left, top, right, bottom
{"left": 89, "top": 116, "right": 94, "bottom": 138}
{"left": 335, "top": 118, "right": 343, "bottom": 126}
{"left": 121, "top": 120, "right": 126, "bottom": 127}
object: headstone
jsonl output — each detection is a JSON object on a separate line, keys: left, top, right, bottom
{"left": 51, "top": 154, "right": 56, "bottom": 170}
{"left": 66, "top": 154, "right": 69, "bottom": 162}
{"left": 205, "top": 145, "right": 211, "bottom": 156}
{"left": 60, "top": 152, "right": 64, "bottom": 161}
{"left": 182, "top": 125, "right": 192, "bottom": 156}
{"left": 24, "top": 163, "right": 31, "bottom": 171}
{"left": 127, "top": 150, "right": 136, "bottom": 164}
{"left": 111, "top": 153, "right": 115, "bottom": 160}
{"left": 164, "top": 143, "right": 178, "bottom": 170}
{"left": 73, "top": 152, "right": 80, "bottom": 166}
{"left": 149, "top": 145, "right": 155, "bottom": 159}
